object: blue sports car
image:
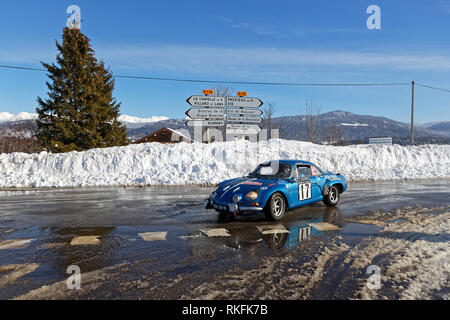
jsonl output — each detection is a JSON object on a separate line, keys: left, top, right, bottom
{"left": 205, "top": 160, "right": 348, "bottom": 220}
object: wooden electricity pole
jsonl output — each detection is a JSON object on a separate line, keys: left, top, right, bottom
{"left": 410, "top": 81, "right": 415, "bottom": 145}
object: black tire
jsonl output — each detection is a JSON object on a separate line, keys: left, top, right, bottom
{"left": 262, "top": 233, "right": 288, "bottom": 248}
{"left": 264, "top": 192, "right": 287, "bottom": 221}
{"left": 323, "top": 185, "right": 340, "bottom": 207}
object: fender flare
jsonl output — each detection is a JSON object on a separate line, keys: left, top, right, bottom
{"left": 260, "top": 187, "right": 290, "bottom": 209}
{"left": 323, "top": 182, "right": 343, "bottom": 195}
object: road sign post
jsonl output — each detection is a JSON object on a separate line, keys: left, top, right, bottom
{"left": 185, "top": 91, "right": 264, "bottom": 142}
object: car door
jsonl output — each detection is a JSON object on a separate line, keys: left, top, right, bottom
{"left": 309, "top": 165, "right": 325, "bottom": 201}
{"left": 294, "top": 165, "right": 323, "bottom": 206}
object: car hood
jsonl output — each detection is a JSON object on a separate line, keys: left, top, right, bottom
{"left": 214, "top": 177, "right": 285, "bottom": 203}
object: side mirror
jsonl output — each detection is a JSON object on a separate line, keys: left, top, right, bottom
{"left": 289, "top": 177, "right": 296, "bottom": 183}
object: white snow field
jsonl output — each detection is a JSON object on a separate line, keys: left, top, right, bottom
{"left": 0, "top": 139, "right": 449, "bottom": 188}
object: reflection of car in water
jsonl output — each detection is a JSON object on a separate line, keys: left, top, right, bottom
{"left": 206, "top": 160, "right": 348, "bottom": 221}
{"left": 262, "top": 218, "right": 323, "bottom": 249}
{"left": 263, "top": 207, "right": 341, "bottom": 249}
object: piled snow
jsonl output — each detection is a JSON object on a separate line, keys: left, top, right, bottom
{"left": 349, "top": 207, "right": 450, "bottom": 300}
{"left": 0, "top": 112, "right": 38, "bottom": 123}
{"left": 0, "top": 139, "right": 449, "bottom": 188}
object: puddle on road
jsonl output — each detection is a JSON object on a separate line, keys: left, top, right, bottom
{"left": 2, "top": 204, "right": 447, "bottom": 299}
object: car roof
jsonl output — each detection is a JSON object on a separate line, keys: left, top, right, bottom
{"left": 270, "top": 159, "right": 318, "bottom": 166}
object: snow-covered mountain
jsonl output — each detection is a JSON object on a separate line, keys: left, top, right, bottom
{"left": 0, "top": 112, "right": 38, "bottom": 123}
{"left": 117, "top": 115, "right": 169, "bottom": 129}
{"left": 127, "top": 110, "right": 450, "bottom": 144}
{"left": 421, "top": 121, "right": 450, "bottom": 134}
{"left": 0, "top": 112, "right": 168, "bottom": 126}
{"left": 273, "top": 111, "right": 450, "bottom": 141}
{"left": 1, "top": 110, "right": 449, "bottom": 144}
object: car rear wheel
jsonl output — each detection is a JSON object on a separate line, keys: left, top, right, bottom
{"left": 323, "top": 185, "right": 340, "bottom": 207}
{"left": 265, "top": 192, "right": 286, "bottom": 221}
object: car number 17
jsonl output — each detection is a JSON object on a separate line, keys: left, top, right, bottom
{"left": 298, "top": 182, "right": 312, "bottom": 201}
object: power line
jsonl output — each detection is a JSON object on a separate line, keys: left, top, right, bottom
{"left": 0, "top": 63, "right": 409, "bottom": 87}
{"left": 0, "top": 64, "right": 46, "bottom": 72}
{"left": 114, "top": 74, "right": 410, "bottom": 87}
{"left": 416, "top": 83, "right": 450, "bottom": 93}
{"left": 2, "top": 63, "right": 450, "bottom": 92}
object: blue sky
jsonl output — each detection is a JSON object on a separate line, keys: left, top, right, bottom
{"left": 0, "top": 0, "right": 449, "bottom": 123}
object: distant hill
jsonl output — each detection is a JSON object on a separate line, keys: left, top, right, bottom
{"left": 421, "top": 121, "right": 450, "bottom": 136}
{"left": 273, "top": 111, "right": 450, "bottom": 141}
{"left": 1, "top": 111, "right": 449, "bottom": 145}
{"left": 126, "top": 110, "right": 450, "bottom": 144}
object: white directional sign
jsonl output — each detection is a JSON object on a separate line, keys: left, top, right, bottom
{"left": 226, "top": 124, "right": 261, "bottom": 135}
{"left": 186, "top": 120, "right": 225, "bottom": 127}
{"left": 369, "top": 137, "right": 392, "bottom": 145}
{"left": 185, "top": 108, "right": 224, "bottom": 119}
{"left": 226, "top": 107, "right": 263, "bottom": 116}
{"left": 186, "top": 96, "right": 225, "bottom": 107}
{"left": 227, "top": 116, "right": 263, "bottom": 124}
{"left": 226, "top": 97, "right": 263, "bottom": 108}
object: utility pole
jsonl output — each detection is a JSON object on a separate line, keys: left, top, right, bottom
{"left": 410, "top": 81, "right": 415, "bottom": 145}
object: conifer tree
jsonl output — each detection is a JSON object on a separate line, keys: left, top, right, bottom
{"left": 36, "top": 27, "right": 128, "bottom": 152}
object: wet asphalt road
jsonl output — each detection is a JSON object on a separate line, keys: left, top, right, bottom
{"left": 0, "top": 180, "right": 449, "bottom": 299}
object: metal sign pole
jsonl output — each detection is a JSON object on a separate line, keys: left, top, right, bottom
{"left": 410, "top": 80, "right": 415, "bottom": 145}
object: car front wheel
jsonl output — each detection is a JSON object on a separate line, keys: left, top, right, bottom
{"left": 265, "top": 192, "right": 287, "bottom": 221}
{"left": 323, "top": 185, "right": 340, "bottom": 207}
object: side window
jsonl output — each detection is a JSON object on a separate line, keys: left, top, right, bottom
{"left": 296, "top": 165, "right": 312, "bottom": 178}
{"left": 311, "top": 166, "right": 322, "bottom": 176}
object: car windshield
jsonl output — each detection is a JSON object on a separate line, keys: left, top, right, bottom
{"left": 250, "top": 162, "right": 292, "bottom": 179}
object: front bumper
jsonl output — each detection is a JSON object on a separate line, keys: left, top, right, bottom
{"left": 205, "top": 198, "right": 263, "bottom": 214}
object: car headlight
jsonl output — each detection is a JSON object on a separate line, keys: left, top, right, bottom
{"left": 245, "top": 190, "right": 259, "bottom": 201}
{"left": 211, "top": 185, "right": 219, "bottom": 193}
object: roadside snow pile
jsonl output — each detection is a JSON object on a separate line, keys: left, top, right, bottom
{"left": 349, "top": 207, "right": 450, "bottom": 300}
{"left": 0, "top": 139, "right": 449, "bottom": 187}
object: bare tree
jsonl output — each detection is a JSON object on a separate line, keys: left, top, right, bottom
{"left": 324, "top": 124, "right": 343, "bottom": 145}
{"left": 0, "top": 121, "right": 42, "bottom": 153}
{"left": 213, "top": 86, "right": 234, "bottom": 97}
{"left": 304, "top": 99, "right": 321, "bottom": 144}
{"left": 262, "top": 102, "right": 276, "bottom": 139}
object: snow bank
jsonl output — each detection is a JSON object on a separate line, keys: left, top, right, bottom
{"left": 0, "top": 139, "right": 449, "bottom": 188}
{"left": 350, "top": 207, "right": 450, "bottom": 300}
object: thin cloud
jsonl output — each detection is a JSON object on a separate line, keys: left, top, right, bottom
{"left": 2, "top": 45, "right": 450, "bottom": 80}
{"left": 443, "top": 4, "right": 450, "bottom": 14}
{"left": 95, "top": 45, "right": 450, "bottom": 73}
